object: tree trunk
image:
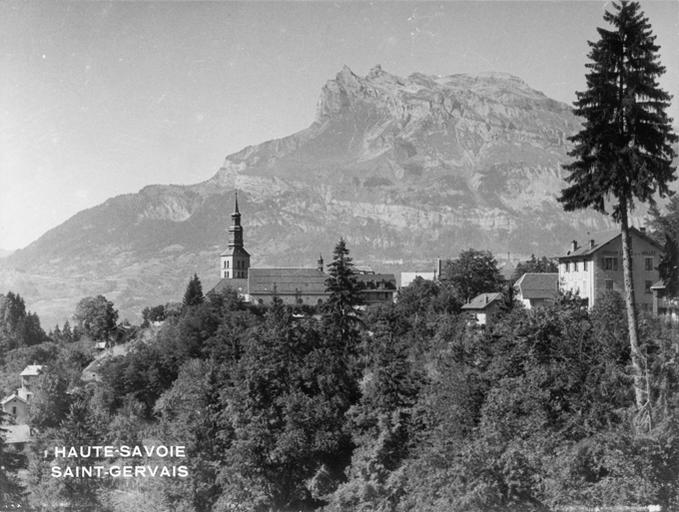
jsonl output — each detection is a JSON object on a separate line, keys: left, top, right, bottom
{"left": 619, "top": 202, "right": 646, "bottom": 411}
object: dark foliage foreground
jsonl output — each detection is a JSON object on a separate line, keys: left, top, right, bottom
{"left": 9, "top": 278, "right": 679, "bottom": 512}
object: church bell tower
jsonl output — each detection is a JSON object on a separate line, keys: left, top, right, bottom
{"left": 220, "top": 191, "right": 250, "bottom": 279}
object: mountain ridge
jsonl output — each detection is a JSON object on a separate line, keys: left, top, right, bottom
{"left": 2, "top": 65, "right": 660, "bottom": 325}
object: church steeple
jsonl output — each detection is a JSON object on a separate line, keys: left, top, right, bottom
{"left": 220, "top": 191, "right": 250, "bottom": 279}
{"left": 229, "top": 191, "right": 244, "bottom": 249}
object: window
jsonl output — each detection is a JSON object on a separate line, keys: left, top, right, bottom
{"left": 12, "top": 406, "right": 16, "bottom": 415}
{"left": 574, "top": 261, "right": 579, "bottom": 272}
{"left": 566, "top": 262, "right": 570, "bottom": 272}
{"left": 645, "top": 257, "right": 653, "bottom": 271}
{"left": 645, "top": 280, "right": 652, "bottom": 294}
{"left": 603, "top": 257, "right": 618, "bottom": 271}
{"left": 605, "top": 280, "right": 614, "bottom": 291}
{"left": 583, "top": 260, "right": 588, "bottom": 271}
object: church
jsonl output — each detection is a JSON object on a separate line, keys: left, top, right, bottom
{"left": 211, "top": 193, "right": 396, "bottom": 306}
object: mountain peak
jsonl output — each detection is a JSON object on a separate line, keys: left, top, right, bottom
{"left": 336, "top": 65, "right": 360, "bottom": 86}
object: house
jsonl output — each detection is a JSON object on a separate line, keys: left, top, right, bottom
{"left": 558, "top": 227, "right": 663, "bottom": 311}
{"left": 514, "top": 273, "right": 559, "bottom": 309}
{"left": 210, "top": 193, "right": 395, "bottom": 307}
{"left": 1, "top": 364, "right": 44, "bottom": 425}
{"left": 20, "top": 364, "right": 43, "bottom": 392}
{"left": 1, "top": 392, "right": 30, "bottom": 423}
{"left": 355, "top": 272, "right": 397, "bottom": 305}
{"left": 461, "top": 292, "right": 504, "bottom": 327}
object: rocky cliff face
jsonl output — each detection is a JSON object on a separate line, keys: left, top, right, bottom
{"left": 1, "top": 66, "right": 648, "bottom": 325}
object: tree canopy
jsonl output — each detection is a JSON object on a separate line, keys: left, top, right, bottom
{"left": 74, "top": 295, "right": 118, "bottom": 341}
{"left": 183, "top": 274, "right": 204, "bottom": 308}
{"left": 558, "top": 0, "right": 677, "bottom": 220}
{"left": 512, "top": 255, "right": 558, "bottom": 282}
{"left": 441, "top": 249, "right": 505, "bottom": 302}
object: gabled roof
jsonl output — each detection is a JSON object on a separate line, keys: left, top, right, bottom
{"left": 559, "top": 227, "right": 664, "bottom": 260}
{"left": 20, "top": 365, "right": 43, "bottom": 377}
{"left": 461, "top": 292, "right": 503, "bottom": 311}
{"left": 1, "top": 393, "right": 27, "bottom": 406}
{"left": 248, "top": 268, "right": 328, "bottom": 295}
{"left": 2, "top": 424, "right": 31, "bottom": 444}
{"left": 514, "top": 273, "right": 559, "bottom": 299}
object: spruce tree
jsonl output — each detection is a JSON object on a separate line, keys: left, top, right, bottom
{"left": 558, "top": 0, "right": 677, "bottom": 416}
{"left": 183, "top": 274, "right": 204, "bottom": 308}
{"left": 323, "top": 238, "right": 363, "bottom": 354}
{"left": 324, "top": 239, "right": 362, "bottom": 317}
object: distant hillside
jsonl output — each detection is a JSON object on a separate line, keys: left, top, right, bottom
{"left": 2, "top": 65, "right": 671, "bottom": 325}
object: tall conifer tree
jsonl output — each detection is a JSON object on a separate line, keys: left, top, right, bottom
{"left": 558, "top": 1, "right": 677, "bottom": 416}
{"left": 183, "top": 274, "right": 204, "bottom": 308}
{"left": 323, "top": 239, "right": 363, "bottom": 332}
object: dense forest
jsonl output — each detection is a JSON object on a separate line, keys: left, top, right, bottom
{"left": 1, "top": 224, "right": 679, "bottom": 511}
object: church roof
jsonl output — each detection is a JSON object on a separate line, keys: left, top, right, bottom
{"left": 210, "top": 278, "right": 248, "bottom": 296}
{"left": 248, "top": 268, "right": 328, "bottom": 296}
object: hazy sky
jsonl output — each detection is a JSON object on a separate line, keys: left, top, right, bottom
{"left": 1, "top": 1, "right": 677, "bottom": 250}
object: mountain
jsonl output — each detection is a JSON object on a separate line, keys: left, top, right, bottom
{"left": 0, "top": 65, "right": 661, "bottom": 325}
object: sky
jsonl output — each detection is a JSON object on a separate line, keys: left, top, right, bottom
{"left": 1, "top": 1, "right": 677, "bottom": 251}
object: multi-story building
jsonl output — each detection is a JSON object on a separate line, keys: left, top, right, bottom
{"left": 558, "top": 227, "right": 663, "bottom": 311}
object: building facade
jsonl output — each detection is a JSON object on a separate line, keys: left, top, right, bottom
{"left": 558, "top": 228, "right": 663, "bottom": 311}
{"left": 461, "top": 292, "right": 504, "bottom": 327}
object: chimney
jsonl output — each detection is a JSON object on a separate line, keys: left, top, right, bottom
{"left": 436, "top": 258, "right": 442, "bottom": 280}
{"left": 317, "top": 254, "right": 324, "bottom": 273}
{"left": 589, "top": 239, "right": 595, "bottom": 249}
{"left": 571, "top": 240, "right": 578, "bottom": 253}
{"left": 485, "top": 295, "right": 489, "bottom": 304}
{"left": 640, "top": 227, "right": 646, "bottom": 233}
